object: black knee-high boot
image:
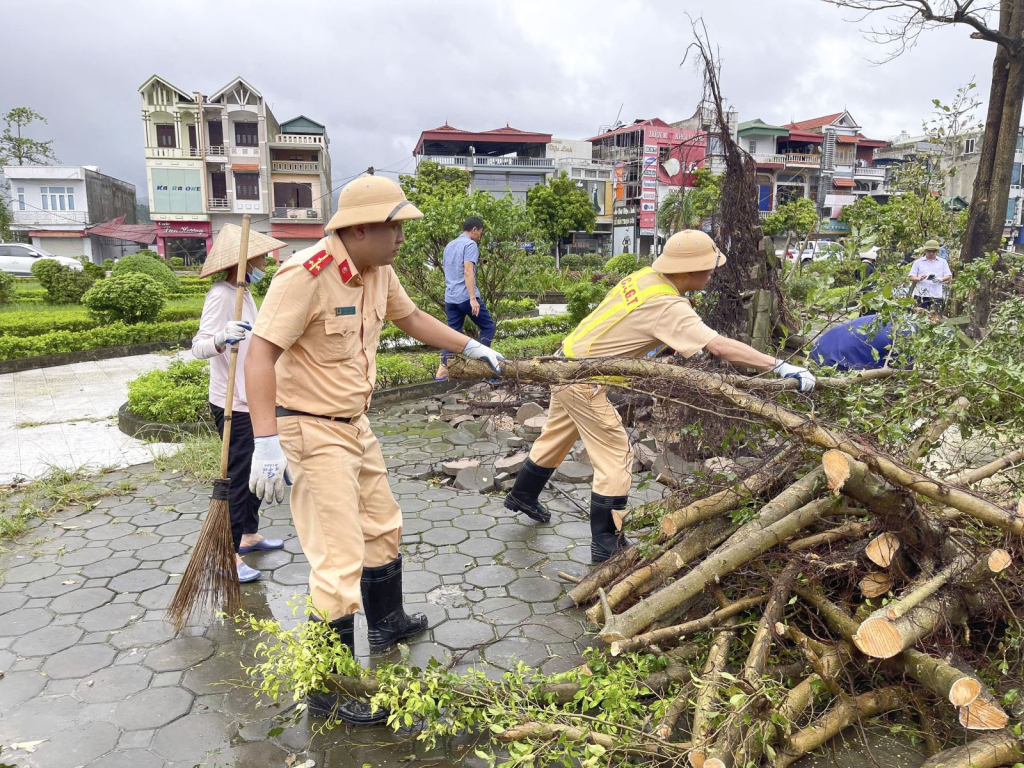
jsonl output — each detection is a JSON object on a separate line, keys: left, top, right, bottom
{"left": 361, "top": 555, "right": 428, "bottom": 654}
{"left": 590, "top": 492, "right": 632, "bottom": 563}
{"left": 503, "top": 459, "right": 555, "bottom": 523}
{"left": 306, "top": 615, "right": 387, "bottom": 726}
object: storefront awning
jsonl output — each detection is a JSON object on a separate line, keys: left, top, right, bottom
{"left": 85, "top": 216, "right": 157, "bottom": 245}
{"left": 833, "top": 178, "right": 855, "bottom": 188}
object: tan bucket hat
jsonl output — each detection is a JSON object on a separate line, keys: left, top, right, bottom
{"left": 652, "top": 230, "right": 727, "bottom": 274}
{"left": 200, "top": 224, "right": 287, "bottom": 278}
{"left": 326, "top": 174, "right": 423, "bottom": 232}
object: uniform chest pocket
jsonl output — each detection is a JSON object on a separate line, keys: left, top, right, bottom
{"left": 323, "top": 315, "right": 361, "bottom": 360}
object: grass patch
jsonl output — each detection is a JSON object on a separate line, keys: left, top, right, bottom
{"left": 155, "top": 434, "right": 221, "bottom": 484}
{"left": 0, "top": 466, "right": 135, "bottom": 541}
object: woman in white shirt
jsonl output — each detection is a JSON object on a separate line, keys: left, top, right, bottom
{"left": 192, "top": 226, "right": 287, "bottom": 583}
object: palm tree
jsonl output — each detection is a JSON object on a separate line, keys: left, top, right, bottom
{"left": 658, "top": 189, "right": 701, "bottom": 235}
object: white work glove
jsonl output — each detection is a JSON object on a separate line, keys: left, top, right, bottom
{"left": 249, "top": 435, "right": 293, "bottom": 504}
{"left": 773, "top": 359, "right": 817, "bottom": 393}
{"left": 214, "top": 320, "right": 252, "bottom": 349}
{"left": 461, "top": 339, "right": 505, "bottom": 375}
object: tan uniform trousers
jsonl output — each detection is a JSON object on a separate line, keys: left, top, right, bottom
{"left": 278, "top": 414, "right": 402, "bottom": 621}
{"left": 528, "top": 383, "right": 634, "bottom": 500}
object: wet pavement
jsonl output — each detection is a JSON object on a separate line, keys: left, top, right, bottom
{"left": 0, "top": 403, "right": 674, "bottom": 768}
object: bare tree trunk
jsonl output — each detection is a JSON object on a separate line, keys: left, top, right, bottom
{"left": 920, "top": 731, "right": 1024, "bottom": 768}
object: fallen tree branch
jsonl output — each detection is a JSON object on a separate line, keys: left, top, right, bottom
{"left": 907, "top": 396, "right": 971, "bottom": 462}
{"left": 945, "top": 445, "right": 1024, "bottom": 486}
{"left": 919, "top": 730, "right": 1024, "bottom": 767}
{"left": 789, "top": 520, "right": 875, "bottom": 552}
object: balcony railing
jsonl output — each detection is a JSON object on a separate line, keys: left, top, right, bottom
{"left": 785, "top": 153, "right": 820, "bottom": 165}
{"left": 13, "top": 210, "right": 87, "bottom": 225}
{"left": 147, "top": 146, "right": 204, "bottom": 158}
{"left": 752, "top": 153, "right": 785, "bottom": 165}
{"left": 272, "top": 207, "right": 322, "bottom": 221}
{"left": 208, "top": 197, "right": 231, "bottom": 211}
{"left": 206, "top": 145, "right": 226, "bottom": 156}
{"left": 854, "top": 167, "right": 886, "bottom": 178}
{"left": 422, "top": 155, "right": 555, "bottom": 170}
{"left": 271, "top": 161, "right": 320, "bottom": 173}
{"left": 758, "top": 210, "right": 773, "bottom": 220}
{"left": 274, "top": 134, "right": 325, "bottom": 146}
{"left": 229, "top": 146, "right": 260, "bottom": 158}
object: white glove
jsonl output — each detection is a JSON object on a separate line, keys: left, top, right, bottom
{"left": 249, "top": 435, "right": 293, "bottom": 504}
{"left": 461, "top": 339, "right": 505, "bottom": 375}
{"left": 773, "top": 359, "right": 817, "bottom": 393}
{"left": 215, "top": 320, "right": 252, "bottom": 349}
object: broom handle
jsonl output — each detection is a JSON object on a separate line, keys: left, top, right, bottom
{"left": 218, "top": 214, "right": 252, "bottom": 479}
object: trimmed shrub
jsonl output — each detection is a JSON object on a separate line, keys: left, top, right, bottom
{"left": 111, "top": 253, "right": 180, "bottom": 294}
{"left": 168, "top": 257, "right": 185, "bottom": 269}
{"left": 604, "top": 253, "right": 640, "bottom": 275}
{"left": 46, "top": 267, "right": 96, "bottom": 304}
{"left": 566, "top": 280, "right": 610, "bottom": 325}
{"left": 102, "top": 259, "right": 115, "bottom": 271}
{"left": 30, "top": 258, "right": 64, "bottom": 290}
{"left": 78, "top": 258, "right": 107, "bottom": 281}
{"left": 249, "top": 264, "right": 279, "bottom": 299}
{"left": 579, "top": 253, "right": 605, "bottom": 269}
{"left": 0, "top": 271, "right": 15, "bottom": 305}
{"left": 82, "top": 273, "right": 166, "bottom": 324}
{"left": 127, "top": 359, "right": 210, "bottom": 424}
{"left": 560, "top": 254, "right": 583, "bottom": 271}
{"left": 0, "top": 320, "right": 199, "bottom": 360}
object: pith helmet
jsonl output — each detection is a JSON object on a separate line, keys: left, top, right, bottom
{"left": 923, "top": 239, "right": 941, "bottom": 251}
{"left": 200, "top": 224, "right": 286, "bottom": 278}
{"left": 326, "top": 174, "right": 423, "bottom": 232}
{"left": 652, "top": 230, "right": 727, "bottom": 274}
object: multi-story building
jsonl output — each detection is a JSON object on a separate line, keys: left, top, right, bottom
{"left": 588, "top": 118, "right": 708, "bottom": 256}
{"left": 544, "top": 138, "right": 614, "bottom": 256}
{"left": 138, "top": 75, "right": 332, "bottom": 262}
{"left": 3, "top": 165, "right": 138, "bottom": 261}
{"left": 413, "top": 124, "right": 554, "bottom": 200}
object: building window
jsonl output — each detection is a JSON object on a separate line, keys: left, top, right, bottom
{"left": 235, "top": 122, "right": 259, "bottom": 146}
{"left": 234, "top": 173, "right": 260, "bottom": 200}
{"left": 748, "top": 140, "right": 756, "bottom": 154}
{"left": 273, "top": 182, "right": 312, "bottom": 208}
{"left": 156, "top": 124, "right": 176, "bottom": 148}
{"left": 41, "top": 187, "right": 74, "bottom": 211}
{"left": 16, "top": 187, "right": 25, "bottom": 211}
{"left": 964, "top": 138, "right": 976, "bottom": 154}
{"left": 208, "top": 120, "right": 223, "bottom": 147}
{"left": 1014, "top": 163, "right": 1022, "bottom": 187}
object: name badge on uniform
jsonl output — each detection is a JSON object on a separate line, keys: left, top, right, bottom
{"left": 335, "top": 306, "right": 356, "bottom": 316}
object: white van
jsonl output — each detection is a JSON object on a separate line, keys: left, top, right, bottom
{"left": 0, "top": 243, "right": 84, "bottom": 277}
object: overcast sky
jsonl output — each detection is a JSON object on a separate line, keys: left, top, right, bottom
{"left": 2, "top": 0, "right": 996, "bottom": 204}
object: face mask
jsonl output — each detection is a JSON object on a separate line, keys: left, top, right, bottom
{"left": 246, "top": 267, "right": 265, "bottom": 284}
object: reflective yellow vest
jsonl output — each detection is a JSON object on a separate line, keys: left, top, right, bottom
{"left": 562, "top": 267, "right": 679, "bottom": 359}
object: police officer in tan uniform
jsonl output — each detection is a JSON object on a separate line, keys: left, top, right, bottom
{"left": 245, "top": 175, "right": 503, "bottom": 725}
{"left": 504, "top": 230, "right": 816, "bottom": 562}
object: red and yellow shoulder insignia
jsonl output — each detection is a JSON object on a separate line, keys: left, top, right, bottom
{"left": 303, "top": 250, "right": 334, "bottom": 276}
{"left": 339, "top": 259, "right": 353, "bottom": 284}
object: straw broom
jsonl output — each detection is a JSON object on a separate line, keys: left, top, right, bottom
{"left": 167, "top": 215, "right": 253, "bottom": 631}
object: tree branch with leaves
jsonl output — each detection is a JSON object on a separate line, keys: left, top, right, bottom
{"left": 0, "top": 108, "right": 58, "bottom": 166}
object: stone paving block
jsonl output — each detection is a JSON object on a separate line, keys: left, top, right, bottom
{"left": 85, "top": 523, "right": 136, "bottom": 541}
{"left": 129, "top": 508, "right": 179, "bottom": 527}
{"left": 116, "top": 729, "right": 155, "bottom": 750}
{"left": 80, "top": 557, "right": 140, "bottom": 579}
{"left": 134, "top": 541, "right": 189, "bottom": 562}
{"left": 0, "top": 592, "right": 27, "bottom": 616}
{"left": 457, "top": 537, "right": 505, "bottom": 558}
{"left": 464, "top": 564, "right": 517, "bottom": 588}
{"left": 12, "top": 624, "right": 82, "bottom": 656}
{"left": 50, "top": 587, "right": 114, "bottom": 615}
{"left": 432, "top": 618, "right": 494, "bottom": 649}
{"left": 484, "top": 636, "right": 551, "bottom": 670}
{"left": 43, "top": 643, "right": 116, "bottom": 679}
{"left": 499, "top": 548, "right": 546, "bottom": 569}
{"left": 86, "top": 749, "right": 165, "bottom": 768}
{"left": 516, "top": 402, "right": 544, "bottom": 424}
{"left": 136, "top": 584, "right": 177, "bottom": 610}
{"left": 0, "top": 693, "right": 84, "bottom": 741}
{"left": 107, "top": 531, "right": 158, "bottom": 552}
{"left": 3, "top": 561, "right": 59, "bottom": 583}
{"left": 181, "top": 653, "right": 250, "bottom": 696}
{"left": 75, "top": 664, "right": 153, "bottom": 703}
{"left": 403, "top": 569, "right": 441, "bottom": 593}
{"left": 144, "top": 636, "right": 215, "bottom": 672}
{"left": 422, "top": 526, "right": 469, "bottom": 546}
{"left": 108, "top": 620, "right": 176, "bottom": 650}
{"left": 18, "top": 720, "right": 121, "bottom": 768}
{"left": 553, "top": 461, "right": 594, "bottom": 484}
{"left": 114, "top": 686, "right": 193, "bottom": 729}
{"left": 272, "top": 562, "right": 311, "bottom": 586}
{"left": 78, "top": 603, "right": 141, "bottom": 632}
{"left": 508, "top": 577, "right": 563, "bottom": 603}
{"left": 56, "top": 547, "right": 113, "bottom": 567}
{"left": 151, "top": 711, "right": 236, "bottom": 761}
{"left": 424, "top": 553, "right": 475, "bottom": 575}
{"left": 0, "top": 670, "right": 47, "bottom": 708}
{"left": 521, "top": 613, "right": 586, "bottom": 643}
{"left": 22, "top": 575, "right": 82, "bottom": 600}
{"left": 108, "top": 569, "right": 169, "bottom": 594}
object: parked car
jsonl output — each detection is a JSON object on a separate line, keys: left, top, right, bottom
{"left": 784, "top": 240, "right": 842, "bottom": 264}
{"left": 0, "top": 243, "right": 84, "bottom": 277}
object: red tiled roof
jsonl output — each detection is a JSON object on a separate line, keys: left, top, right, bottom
{"left": 481, "top": 125, "right": 550, "bottom": 136}
{"left": 833, "top": 177, "right": 855, "bottom": 188}
{"left": 233, "top": 163, "right": 260, "bottom": 171}
{"left": 86, "top": 216, "right": 157, "bottom": 245}
{"left": 785, "top": 112, "right": 845, "bottom": 130}
{"left": 415, "top": 124, "right": 552, "bottom": 152}
{"left": 427, "top": 123, "right": 470, "bottom": 133}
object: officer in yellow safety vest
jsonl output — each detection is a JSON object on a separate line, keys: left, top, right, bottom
{"left": 504, "top": 230, "right": 816, "bottom": 563}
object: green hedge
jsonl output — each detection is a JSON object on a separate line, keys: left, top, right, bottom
{"left": 127, "top": 359, "right": 210, "bottom": 424}
{"left": 377, "top": 314, "right": 571, "bottom": 351}
{"left": 0, "top": 320, "right": 199, "bottom": 361}
{"left": 0, "top": 305, "right": 205, "bottom": 338}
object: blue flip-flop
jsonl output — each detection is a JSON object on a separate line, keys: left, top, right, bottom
{"left": 238, "top": 538, "right": 285, "bottom": 554}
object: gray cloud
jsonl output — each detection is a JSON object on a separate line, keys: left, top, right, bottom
{"left": 2, "top": 0, "right": 995, "bottom": 202}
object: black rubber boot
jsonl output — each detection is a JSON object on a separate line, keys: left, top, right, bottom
{"left": 361, "top": 555, "right": 428, "bottom": 654}
{"left": 590, "top": 492, "right": 632, "bottom": 564}
{"left": 306, "top": 615, "right": 388, "bottom": 726}
{"left": 503, "top": 459, "right": 555, "bottom": 523}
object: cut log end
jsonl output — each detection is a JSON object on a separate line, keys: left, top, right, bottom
{"left": 661, "top": 516, "right": 680, "bottom": 536}
{"left": 959, "top": 697, "right": 1009, "bottom": 730}
{"left": 822, "top": 450, "right": 853, "bottom": 492}
{"left": 688, "top": 751, "right": 707, "bottom": 768}
{"left": 853, "top": 616, "right": 905, "bottom": 658}
{"left": 988, "top": 549, "right": 1012, "bottom": 573}
{"left": 860, "top": 571, "right": 893, "bottom": 599}
{"left": 948, "top": 677, "right": 983, "bottom": 708}
{"left": 704, "top": 760, "right": 726, "bottom": 768}
{"left": 864, "top": 532, "right": 901, "bottom": 568}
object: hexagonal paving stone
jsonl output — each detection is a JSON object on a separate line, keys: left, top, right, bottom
{"left": 57, "top": 547, "right": 113, "bottom": 567}
{"left": 554, "top": 521, "right": 591, "bottom": 539}
{"left": 50, "top": 587, "right": 114, "bottom": 615}
{"left": 108, "top": 620, "right": 176, "bottom": 650}
{"left": 459, "top": 514, "right": 498, "bottom": 531}
{"left": 0, "top": 607, "right": 53, "bottom": 637}
{"left": 12, "top": 624, "right": 82, "bottom": 656}
{"left": 477, "top": 599, "right": 533, "bottom": 628}
{"left": 527, "top": 534, "right": 574, "bottom": 554}
{"left": 86, "top": 749, "right": 164, "bottom": 768}
{"left": 421, "top": 527, "right": 469, "bottom": 546}
{"left": 155, "top": 519, "right": 203, "bottom": 537}
{"left": 3, "top": 561, "right": 58, "bottom": 583}
{"left": 484, "top": 636, "right": 551, "bottom": 671}
{"left": 75, "top": 664, "right": 153, "bottom": 703}
{"left": 521, "top": 613, "right": 586, "bottom": 643}
{"left": 19, "top": 721, "right": 120, "bottom": 768}
{"left": 243, "top": 548, "right": 291, "bottom": 570}
{"left": 0, "top": 670, "right": 47, "bottom": 708}
{"left": 0, "top": 692, "right": 84, "bottom": 740}
{"left": 403, "top": 569, "right": 441, "bottom": 594}
{"left": 508, "top": 577, "right": 563, "bottom": 603}
{"left": 144, "top": 636, "right": 215, "bottom": 672}
{"left": 108, "top": 569, "right": 169, "bottom": 594}
{"left": 420, "top": 505, "right": 462, "bottom": 522}
{"left": 43, "top": 643, "right": 116, "bottom": 678}
{"left": 107, "top": 531, "right": 158, "bottom": 552}
{"left": 78, "top": 603, "right": 141, "bottom": 632}
{"left": 129, "top": 508, "right": 179, "bottom": 527}
{"left": 432, "top": 618, "right": 494, "bottom": 649}
{"left": 81, "top": 557, "right": 140, "bottom": 579}
{"left": 464, "top": 565, "right": 516, "bottom": 589}
{"left": 151, "top": 712, "right": 236, "bottom": 761}
{"left": 457, "top": 537, "right": 505, "bottom": 558}
{"left": 134, "top": 541, "right": 189, "bottom": 562}
{"left": 424, "top": 553, "right": 475, "bottom": 575}
{"left": 24, "top": 575, "right": 84, "bottom": 599}
{"left": 450, "top": 495, "right": 487, "bottom": 510}
{"left": 489, "top": 524, "right": 539, "bottom": 543}
{"left": 114, "top": 686, "right": 193, "bottom": 729}
{"left": 402, "top": 517, "right": 431, "bottom": 536}
{"left": 181, "top": 652, "right": 250, "bottom": 696}
{"left": 85, "top": 522, "right": 136, "bottom": 541}
{"left": 136, "top": 584, "right": 177, "bottom": 610}
{"left": 499, "top": 549, "right": 546, "bottom": 569}
{"left": 0, "top": 592, "right": 28, "bottom": 616}
{"left": 271, "top": 562, "right": 310, "bottom": 586}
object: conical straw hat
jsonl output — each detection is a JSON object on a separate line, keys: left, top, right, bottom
{"left": 200, "top": 224, "right": 288, "bottom": 278}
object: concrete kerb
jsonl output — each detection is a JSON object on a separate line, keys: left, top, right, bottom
{"left": 0, "top": 340, "right": 189, "bottom": 375}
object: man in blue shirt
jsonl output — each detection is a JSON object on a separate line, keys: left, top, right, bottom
{"left": 810, "top": 314, "right": 913, "bottom": 371}
{"left": 436, "top": 217, "right": 496, "bottom": 380}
